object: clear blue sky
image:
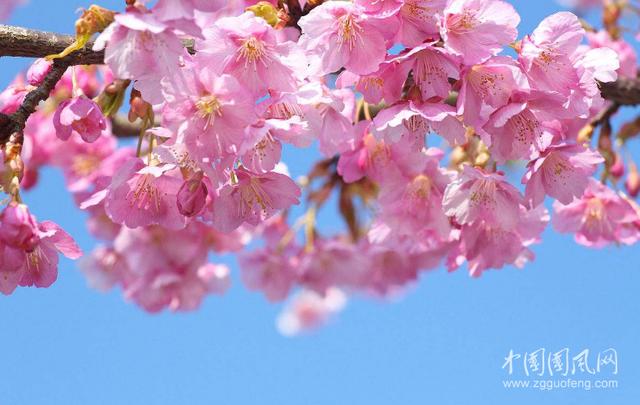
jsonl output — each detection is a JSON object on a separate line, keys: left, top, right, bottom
{"left": 1, "top": 1, "right": 639, "bottom": 404}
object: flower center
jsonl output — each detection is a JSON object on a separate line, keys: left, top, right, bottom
{"left": 405, "top": 115, "right": 430, "bottom": 133}
{"left": 584, "top": 198, "right": 605, "bottom": 226}
{"left": 26, "top": 246, "right": 50, "bottom": 272}
{"left": 196, "top": 94, "right": 223, "bottom": 128}
{"left": 337, "top": 14, "right": 363, "bottom": 50}
{"left": 449, "top": 8, "right": 478, "bottom": 33}
{"left": 126, "top": 174, "right": 162, "bottom": 212}
{"left": 408, "top": 175, "right": 433, "bottom": 201}
{"left": 72, "top": 155, "right": 101, "bottom": 177}
{"left": 238, "top": 179, "right": 273, "bottom": 217}
{"left": 470, "top": 180, "right": 497, "bottom": 208}
{"left": 238, "top": 36, "right": 271, "bottom": 67}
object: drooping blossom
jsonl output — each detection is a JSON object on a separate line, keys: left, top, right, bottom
{"left": 0, "top": 203, "right": 82, "bottom": 295}
{"left": 443, "top": 165, "right": 524, "bottom": 230}
{"left": 84, "top": 158, "right": 186, "bottom": 230}
{"left": 53, "top": 96, "right": 108, "bottom": 143}
{"left": 449, "top": 205, "right": 549, "bottom": 277}
{"left": 553, "top": 179, "right": 640, "bottom": 247}
{"left": 239, "top": 218, "right": 301, "bottom": 302}
{"left": 211, "top": 167, "right": 301, "bottom": 232}
{"left": 277, "top": 288, "right": 347, "bottom": 336}
{"left": 374, "top": 99, "right": 466, "bottom": 146}
{"left": 457, "top": 56, "right": 529, "bottom": 128}
{"left": 523, "top": 143, "right": 604, "bottom": 207}
{"left": 109, "top": 224, "right": 231, "bottom": 312}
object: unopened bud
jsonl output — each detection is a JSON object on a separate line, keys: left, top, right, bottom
{"left": 626, "top": 163, "right": 640, "bottom": 198}
{"left": 610, "top": 154, "right": 625, "bottom": 179}
{"left": 177, "top": 173, "right": 208, "bottom": 217}
{"left": 96, "top": 79, "right": 129, "bottom": 117}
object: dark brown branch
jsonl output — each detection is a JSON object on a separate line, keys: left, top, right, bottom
{"left": 599, "top": 78, "right": 640, "bottom": 106}
{"left": 110, "top": 114, "right": 162, "bottom": 138}
{"left": 110, "top": 115, "right": 142, "bottom": 138}
{"left": 0, "top": 61, "right": 69, "bottom": 143}
{"left": 0, "top": 24, "right": 104, "bottom": 66}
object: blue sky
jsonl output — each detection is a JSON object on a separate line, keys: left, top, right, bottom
{"left": 1, "top": 1, "right": 639, "bottom": 404}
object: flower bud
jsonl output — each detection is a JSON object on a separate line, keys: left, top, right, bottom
{"left": 626, "top": 163, "right": 640, "bottom": 198}
{"left": 26, "top": 59, "right": 53, "bottom": 86}
{"left": 610, "top": 153, "right": 625, "bottom": 179}
{"left": 177, "top": 173, "right": 208, "bottom": 217}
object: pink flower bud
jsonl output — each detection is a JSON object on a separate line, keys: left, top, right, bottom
{"left": 177, "top": 174, "right": 208, "bottom": 217}
{"left": 626, "top": 163, "right": 640, "bottom": 197}
{"left": 610, "top": 154, "right": 625, "bottom": 178}
{"left": 26, "top": 59, "right": 53, "bottom": 86}
{"left": 0, "top": 203, "right": 39, "bottom": 251}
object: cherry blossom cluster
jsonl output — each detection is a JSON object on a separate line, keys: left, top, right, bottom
{"left": 1, "top": 0, "right": 640, "bottom": 334}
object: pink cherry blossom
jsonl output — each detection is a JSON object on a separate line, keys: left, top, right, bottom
{"left": 396, "top": 0, "right": 447, "bottom": 47}
{"left": 587, "top": 31, "right": 638, "bottom": 79}
{"left": 451, "top": 205, "right": 549, "bottom": 277}
{"left": 443, "top": 165, "right": 524, "bottom": 230}
{"left": 78, "top": 246, "right": 125, "bottom": 292}
{"left": 0, "top": 203, "right": 81, "bottom": 294}
{"left": 211, "top": 167, "right": 301, "bottom": 232}
{"left": 298, "top": 2, "right": 390, "bottom": 75}
{"left": 480, "top": 100, "right": 555, "bottom": 163}
{"left": 277, "top": 288, "right": 347, "bottom": 336}
{"left": 356, "top": 0, "right": 403, "bottom": 18}
{"left": 553, "top": 179, "right": 640, "bottom": 247}
{"left": 336, "top": 59, "right": 410, "bottom": 105}
{"left": 519, "top": 12, "right": 584, "bottom": 95}
{"left": 110, "top": 224, "right": 230, "bottom": 312}
{"left": 457, "top": 56, "right": 529, "bottom": 128}
{"left": 163, "top": 60, "right": 257, "bottom": 160}
{"left": 442, "top": 0, "right": 520, "bottom": 65}
{"left": 100, "top": 158, "right": 186, "bottom": 230}
{"left": 524, "top": 143, "right": 604, "bottom": 207}
{"left": 368, "top": 149, "right": 453, "bottom": 245}
{"left": 198, "top": 12, "right": 304, "bottom": 96}
{"left": 374, "top": 99, "right": 466, "bottom": 146}
{"left": 299, "top": 239, "right": 369, "bottom": 294}
{"left": 394, "top": 43, "right": 461, "bottom": 101}
{"left": 239, "top": 245, "right": 301, "bottom": 302}
{"left": 53, "top": 96, "right": 108, "bottom": 143}
{"left": 93, "top": 8, "right": 186, "bottom": 103}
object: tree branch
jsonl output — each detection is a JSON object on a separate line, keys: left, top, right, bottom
{"left": 599, "top": 78, "right": 640, "bottom": 106}
{"left": 0, "top": 61, "right": 70, "bottom": 143}
{"left": 0, "top": 24, "right": 104, "bottom": 66}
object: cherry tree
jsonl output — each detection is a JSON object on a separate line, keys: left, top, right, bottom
{"left": 0, "top": 0, "right": 639, "bottom": 335}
